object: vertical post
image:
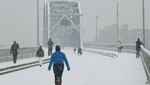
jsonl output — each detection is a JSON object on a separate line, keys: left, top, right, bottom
{"left": 142, "top": 0, "right": 145, "bottom": 47}
{"left": 96, "top": 15, "right": 98, "bottom": 43}
{"left": 37, "top": 0, "right": 40, "bottom": 45}
{"left": 80, "top": 14, "right": 83, "bottom": 48}
{"left": 47, "top": 2, "right": 50, "bottom": 40}
{"left": 116, "top": 3, "right": 119, "bottom": 44}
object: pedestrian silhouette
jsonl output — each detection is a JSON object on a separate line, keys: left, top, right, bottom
{"left": 117, "top": 41, "right": 123, "bottom": 53}
{"left": 47, "top": 38, "right": 54, "bottom": 56}
{"left": 136, "top": 38, "right": 142, "bottom": 58}
{"left": 78, "top": 47, "right": 83, "bottom": 55}
{"left": 36, "top": 46, "right": 44, "bottom": 67}
{"left": 74, "top": 48, "right": 76, "bottom": 54}
{"left": 10, "top": 41, "right": 19, "bottom": 64}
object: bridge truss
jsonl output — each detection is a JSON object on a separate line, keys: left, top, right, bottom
{"left": 43, "top": 1, "right": 83, "bottom": 48}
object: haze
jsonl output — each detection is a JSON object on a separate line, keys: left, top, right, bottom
{"left": 0, "top": 0, "right": 150, "bottom": 48}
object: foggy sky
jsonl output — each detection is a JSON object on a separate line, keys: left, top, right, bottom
{"left": 0, "top": 0, "right": 150, "bottom": 48}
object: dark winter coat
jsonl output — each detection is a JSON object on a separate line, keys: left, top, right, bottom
{"left": 36, "top": 48, "right": 44, "bottom": 57}
{"left": 136, "top": 40, "right": 142, "bottom": 51}
{"left": 10, "top": 43, "right": 19, "bottom": 54}
{"left": 47, "top": 39, "right": 54, "bottom": 47}
{"left": 78, "top": 48, "right": 82, "bottom": 53}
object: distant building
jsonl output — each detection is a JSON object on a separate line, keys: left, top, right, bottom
{"left": 97, "top": 24, "right": 150, "bottom": 49}
{"left": 98, "top": 24, "right": 117, "bottom": 44}
{"left": 119, "top": 24, "right": 129, "bottom": 43}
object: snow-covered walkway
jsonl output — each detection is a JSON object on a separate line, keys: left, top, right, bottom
{"left": 0, "top": 48, "right": 147, "bottom": 85}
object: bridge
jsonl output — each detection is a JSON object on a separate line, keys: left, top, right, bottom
{"left": 43, "top": 1, "right": 83, "bottom": 47}
{"left": 0, "top": 44, "right": 150, "bottom": 85}
{"left": 0, "top": 0, "right": 150, "bottom": 85}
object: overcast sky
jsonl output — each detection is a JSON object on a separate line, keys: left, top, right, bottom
{"left": 0, "top": 0, "right": 150, "bottom": 48}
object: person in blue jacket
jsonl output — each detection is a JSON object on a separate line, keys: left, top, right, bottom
{"left": 48, "top": 45, "right": 70, "bottom": 85}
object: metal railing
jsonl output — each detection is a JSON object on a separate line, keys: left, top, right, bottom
{"left": 84, "top": 43, "right": 150, "bottom": 84}
{"left": 83, "top": 43, "right": 136, "bottom": 53}
{"left": 1, "top": 44, "right": 150, "bottom": 84}
{"left": 0, "top": 47, "right": 38, "bottom": 62}
{"left": 0, "top": 58, "right": 50, "bottom": 75}
{"left": 140, "top": 45, "right": 150, "bottom": 84}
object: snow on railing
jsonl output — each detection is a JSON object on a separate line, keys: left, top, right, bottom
{"left": 84, "top": 43, "right": 150, "bottom": 83}
{"left": 83, "top": 43, "right": 135, "bottom": 53}
{"left": 0, "top": 58, "right": 50, "bottom": 75}
{"left": 140, "top": 45, "right": 150, "bottom": 84}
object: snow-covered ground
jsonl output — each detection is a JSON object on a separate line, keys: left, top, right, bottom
{"left": 0, "top": 48, "right": 147, "bottom": 85}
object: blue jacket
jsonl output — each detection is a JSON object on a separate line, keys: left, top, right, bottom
{"left": 48, "top": 51, "right": 70, "bottom": 70}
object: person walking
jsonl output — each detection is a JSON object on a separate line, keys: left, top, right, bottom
{"left": 36, "top": 46, "right": 44, "bottom": 67}
{"left": 74, "top": 48, "right": 76, "bottom": 54}
{"left": 10, "top": 41, "right": 19, "bottom": 64}
{"left": 78, "top": 47, "right": 83, "bottom": 55}
{"left": 47, "top": 38, "right": 54, "bottom": 56}
{"left": 117, "top": 41, "right": 123, "bottom": 53}
{"left": 136, "top": 38, "right": 142, "bottom": 58}
{"left": 48, "top": 45, "right": 70, "bottom": 85}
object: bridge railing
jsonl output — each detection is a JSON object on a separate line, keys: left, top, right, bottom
{"left": 83, "top": 43, "right": 136, "bottom": 53}
{"left": 84, "top": 43, "right": 150, "bottom": 84}
{"left": 0, "top": 47, "right": 38, "bottom": 62}
{"left": 140, "top": 45, "right": 150, "bottom": 84}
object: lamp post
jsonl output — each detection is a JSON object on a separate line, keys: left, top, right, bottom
{"left": 142, "top": 0, "right": 145, "bottom": 47}
{"left": 37, "top": 0, "right": 40, "bottom": 45}
{"left": 96, "top": 15, "right": 98, "bottom": 43}
{"left": 116, "top": 3, "right": 119, "bottom": 44}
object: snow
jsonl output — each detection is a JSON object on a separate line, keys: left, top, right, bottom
{"left": 141, "top": 45, "right": 150, "bottom": 56}
{"left": 0, "top": 48, "right": 147, "bottom": 85}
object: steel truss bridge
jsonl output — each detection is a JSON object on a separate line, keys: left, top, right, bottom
{"left": 43, "top": 1, "right": 83, "bottom": 48}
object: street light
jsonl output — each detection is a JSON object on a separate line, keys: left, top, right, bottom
{"left": 116, "top": 3, "right": 119, "bottom": 44}
{"left": 142, "top": 0, "right": 145, "bottom": 47}
{"left": 96, "top": 15, "right": 98, "bottom": 43}
{"left": 37, "top": 0, "right": 40, "bottom": 45}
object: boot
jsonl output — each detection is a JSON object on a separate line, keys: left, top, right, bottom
{"left": 55, "top": 80, "right": 61, "bottom": 85}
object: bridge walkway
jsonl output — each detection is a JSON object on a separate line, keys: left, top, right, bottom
{"left": 0, "top": 48, "right": 147, "bottom": 85}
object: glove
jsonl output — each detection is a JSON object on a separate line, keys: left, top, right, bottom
{"left": 67, "top": 67, "right": 70, "bottom": 71}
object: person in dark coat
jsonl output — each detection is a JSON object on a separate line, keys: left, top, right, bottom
{"left": 78, "top": 47, "right": 83, "bottom": 55}
{"left": 36, "top": 46, "right": 44, "bottom": 67}
{"left": 136, "top": 38, "right": 142, "bottom": 58}
{"left": 74, "top": 48, "right": 76, "bottom": 54}
{"left": 10, "top": 41, "right": 19, "bottom": 64}
{"left": 48, "top": 45, "right": 70, "bottom": 85}
{"left": 47, "top": 38, "right": 54, "bottom": 56}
